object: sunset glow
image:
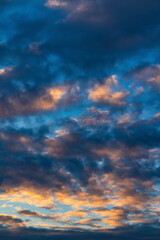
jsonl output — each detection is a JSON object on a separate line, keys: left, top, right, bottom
{"left": 0, "top": 1, "right": 160, "bottom": 239}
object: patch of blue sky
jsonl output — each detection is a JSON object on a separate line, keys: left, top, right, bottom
{"left": 115, "top": 47, "right": 160, "bottom": 76}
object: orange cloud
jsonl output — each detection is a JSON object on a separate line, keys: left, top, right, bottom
{"left": 45, "top": 0, "right": 68, "bottom": 8}
{"left": 32, "top": 86, "right": 67, "bottom": 111}
{"left": 0, "top": 67, "right": 12, "bottom": 75}
{"left": 0, "top": 85, "right": 67, "bottom": 117}
{"left": 64, "top": 210, "right": 88, "bottom": 219}
{"left": 88, "top": 75, "right": 128, "bottom": 107}
{"left": 0, "top": 186, "right": 56, "bottom": 209}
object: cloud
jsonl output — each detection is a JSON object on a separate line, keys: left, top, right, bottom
{"left": 0, "top": 225, "right": 160, "bottom": 240}
{"left": 88, "top": 75, "right": 129, "bottom": 107}
{"left": 0, "top": 112, "right": 159, "bottom": 231}
{"left": 0, "top": 0, "right": 160, "bottom": 238}
{"left": 130, "top": 64, "right": 160, "bottom": 89}
{"left": 17, "top": 209, "right": 64, "bottom": 222}
{"left": 0, "top": 186, "right": 56, "bottom": 209}
{"left": 0, "top": 214, "right": 24, "bottom": 228}
{"left": 0, "top": 67, "right": 13, "bottom": 76}
{"left": 45, "top": 0, "right": 68, "bottom": 8}
{"left": 0, "top": 85, "right": 67, "bottom": 117}
{"left": 18, "top": 209, "right": 46, "bottom": 218}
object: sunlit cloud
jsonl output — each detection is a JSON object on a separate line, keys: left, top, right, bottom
{"left": 0, "top": 187, "right": 56, "bottom": 209}
{"left": 45, "top": 0, "right": 68, "bottom": 8}
{"left": 0, "top": 67, "right": 13, "bottom": 76}
{"left": 88, "top": 75, "right": 129, "bottom": 107}
{"left": 0, "top": 85, "right": 67, "bottom": 117}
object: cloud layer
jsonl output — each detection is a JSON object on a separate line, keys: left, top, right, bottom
{"left": 0, "top": 0, "right": 160, "bottom": 239}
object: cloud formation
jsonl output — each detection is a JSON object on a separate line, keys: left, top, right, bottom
{"left": 88, "top": 75, "right": 129, "bottom": 107}
{"left": 0, "top": 0, "right": 160, "bottom": 239}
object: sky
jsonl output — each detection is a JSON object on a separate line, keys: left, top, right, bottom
{"left": 0, "top": 0, "right": 160, "bottom": 239}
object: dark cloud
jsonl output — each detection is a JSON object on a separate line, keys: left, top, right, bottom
{"left": 0, "top": 225, "right": 160, "bottom": 240}
{"left": 0, "top": 214, "right": 24, "bottom": 227}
